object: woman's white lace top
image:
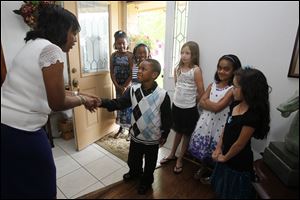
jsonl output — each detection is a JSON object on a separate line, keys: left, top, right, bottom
{"left": 173, "top": 67, "right": 198, "bottom": 108}
{"left": 1, "top": 38, "right": 64, "bottom": 131}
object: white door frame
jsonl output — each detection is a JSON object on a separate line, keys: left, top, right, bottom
{"left": 163, "top": 1, "right": 176, "bottom": 101}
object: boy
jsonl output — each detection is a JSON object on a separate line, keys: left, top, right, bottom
{"left": 98, "top": 59, "right": 172, "bottom": 195}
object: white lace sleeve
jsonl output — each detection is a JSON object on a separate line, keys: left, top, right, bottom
{"left": 39, "top": 44, "right": 64, "bottom": 68}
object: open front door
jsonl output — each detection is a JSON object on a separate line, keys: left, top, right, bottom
{"left": 64, "top": 1, "right": 121, "bottom": 150}
{"left": 163, "top": 1, "right": 188, "bottom": 100}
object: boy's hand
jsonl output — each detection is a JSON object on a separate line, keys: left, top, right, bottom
{"left": 97, "top": 98, "right": 102, "bottom": 107}
{"left": 82, "top": 96, "right": 98, "bottom": 112}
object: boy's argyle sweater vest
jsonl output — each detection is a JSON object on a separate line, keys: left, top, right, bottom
{"left": 130, "top": 84, "right": 167, "bottom": 145}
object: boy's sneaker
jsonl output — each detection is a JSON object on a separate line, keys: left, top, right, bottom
{"left": 200, "top": 176, "right": 211, "bottom": 185}
{"left": 123, "top": 173, "right": 136, "bottom": 181}
{"left": 137, "top": 184, "right": 150, "bottom": 195}
{"left": 123, "top": 172, "right": 142, "bottom": 182}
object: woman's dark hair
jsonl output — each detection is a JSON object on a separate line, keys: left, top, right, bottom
{"left": 234, "top": 68, "right": 270, "bottom": 139}
{"left": 133, "top": 43, "right": 151, "bottom": 63}
{"left": 24, "top": 4, "right": 80, "bottom": 49}
{"left": 113, "top": 30, "right": 129, "bottom": 50}
{"left": 214, "top": 54, "right": 242, "bottom": 85}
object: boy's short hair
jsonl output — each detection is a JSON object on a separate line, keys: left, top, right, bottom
{"left": 145, "top": 58, "right": 161, "bottom": 76}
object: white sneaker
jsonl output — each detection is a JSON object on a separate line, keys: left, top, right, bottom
{"left": 200, "top": 176, "right": 211, "bottom": 185}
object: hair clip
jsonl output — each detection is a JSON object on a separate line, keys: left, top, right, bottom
{"left": 224, "top": 55, "right": 236, "bottom": 63}
{"left": 243, "top": 65, "right": 253, "bottom": 69}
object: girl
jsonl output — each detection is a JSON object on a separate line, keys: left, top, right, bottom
{"left": 211, "top": 67, "right": 270, "bottom": 199}
{"left": 160, "top": 41, "right": 204, "bottom": 174}
{"left": 132, "top": 43, "right": 151, "bottom": 85}
{"left": 110, "top": 30, "right": 133, "bottom": 138}
{"left": 188, "top": 54, "right": 242, "bottom": 182}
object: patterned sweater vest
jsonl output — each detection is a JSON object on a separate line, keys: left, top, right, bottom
{"left": 130, "top": 84, "right": 167, "bottom": 145}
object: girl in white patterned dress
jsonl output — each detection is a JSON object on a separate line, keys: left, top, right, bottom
{"left": 188, "top": 54, "right": 242, "bottom": 182}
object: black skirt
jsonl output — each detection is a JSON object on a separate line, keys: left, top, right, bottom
{"left": 1, "top": 123, "right": 56, "bottom": 199}
{"left": 171, "top": 103, "right": 199, "bottom": 136}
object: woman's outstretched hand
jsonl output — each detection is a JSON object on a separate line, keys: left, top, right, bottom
{"left": 82, "top": 95, "right": 99, "bottom": 112}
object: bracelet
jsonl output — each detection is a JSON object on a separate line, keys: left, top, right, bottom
{"left": 75, "top": 95, "right": 83, "bottom": 105}
{"left": 78, "top": 95, "right": 87, "bottom": 105}
{"left": 72, "top": 91, "right": 79, "bottom": 96}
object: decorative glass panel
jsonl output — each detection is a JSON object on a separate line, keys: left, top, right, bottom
{"left": 77, "top": 1, "right": 109, "bottom": 73}
{"left": 172, "top": 1, "right": 188, "bottom": 74}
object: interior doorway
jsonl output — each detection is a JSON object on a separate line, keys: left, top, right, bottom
{"left": 126, "top": 1, "right": 166, "bottom": 88}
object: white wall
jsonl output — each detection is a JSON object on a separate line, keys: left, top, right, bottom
{"left": 1, "top": 1, "right": 71, "bottom": 137}
{"left": 1, "top": 1, "right": 69, "bottom": 83}
{"left": 1, "top": 1, "right": 28, "bottom": 68}
{"left": 187, "top": 1, "right": 299, "bottom": 153}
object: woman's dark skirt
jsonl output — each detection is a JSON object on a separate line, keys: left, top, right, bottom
{"left": 172, "top": 103, "right": 199, "bottom": 136}
{"left": 210, "top": 162, "right": 256, "bottom": 199}
{"left": 1, "top": 123, "right": 56, "bottom": 199}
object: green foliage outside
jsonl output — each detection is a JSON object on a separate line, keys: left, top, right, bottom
{"left": 128, "top": 9, "right": 166, "bottom": 87}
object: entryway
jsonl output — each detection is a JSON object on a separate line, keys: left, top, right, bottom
{"left": 126, "top": 1, "right": 166, "bottom": 88}
{"left": 52, "top": 137, "right": 172, "bottom": 198}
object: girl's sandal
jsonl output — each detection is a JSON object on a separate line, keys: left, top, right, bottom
{"left": 173, "top": 165, "right": 183, "bottom": 174}
{"left": 160, "top": 156, "right": 177, "bottom": 164}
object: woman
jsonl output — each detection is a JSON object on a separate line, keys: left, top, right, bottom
{"left": 1, "top": 4, "right": 98, "bottom": 198}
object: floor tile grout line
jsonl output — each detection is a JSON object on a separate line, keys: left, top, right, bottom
{"left": 54, "top": 139, "right": 127, "bottom": 198}
{"left": 56, "top": 185, "right": 67, "bottom": 199}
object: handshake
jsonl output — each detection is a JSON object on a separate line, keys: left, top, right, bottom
{"left": 74, "top": 92, "right": 102, "bottom": 113}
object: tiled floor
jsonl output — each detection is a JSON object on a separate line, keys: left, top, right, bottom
{"left": 52, "top": 137, "right": 172, "bottom": 199}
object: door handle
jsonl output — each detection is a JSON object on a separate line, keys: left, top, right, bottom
{"left": 64, "top": 84, "right": 71, "bottom": 90}
{"left": 72, "top": 78, "right": 79, "bottom": 88}
{"left": 71, "top": 68, "right": 77, "bottom": 73}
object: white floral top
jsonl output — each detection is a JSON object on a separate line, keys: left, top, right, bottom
{"left": 1, "top": 38, "right": 64, "bottom": 131}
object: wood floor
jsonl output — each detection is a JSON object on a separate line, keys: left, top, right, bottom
{"left": 79, "top": 159, "right": 215, "bottom": 199}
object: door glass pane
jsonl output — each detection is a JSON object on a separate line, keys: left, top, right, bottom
{"left": 77, "top": 1, "right": 109, "bottom": 74}
{"left": 172, "top": 1, "right": 188, "bottom": 75}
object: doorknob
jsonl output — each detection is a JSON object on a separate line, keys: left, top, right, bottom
{"left": 71, "top": 68, "right": 77, "bottom": 73}
{"left": 72, "top": 79, "right": 79, "bottom": 88}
